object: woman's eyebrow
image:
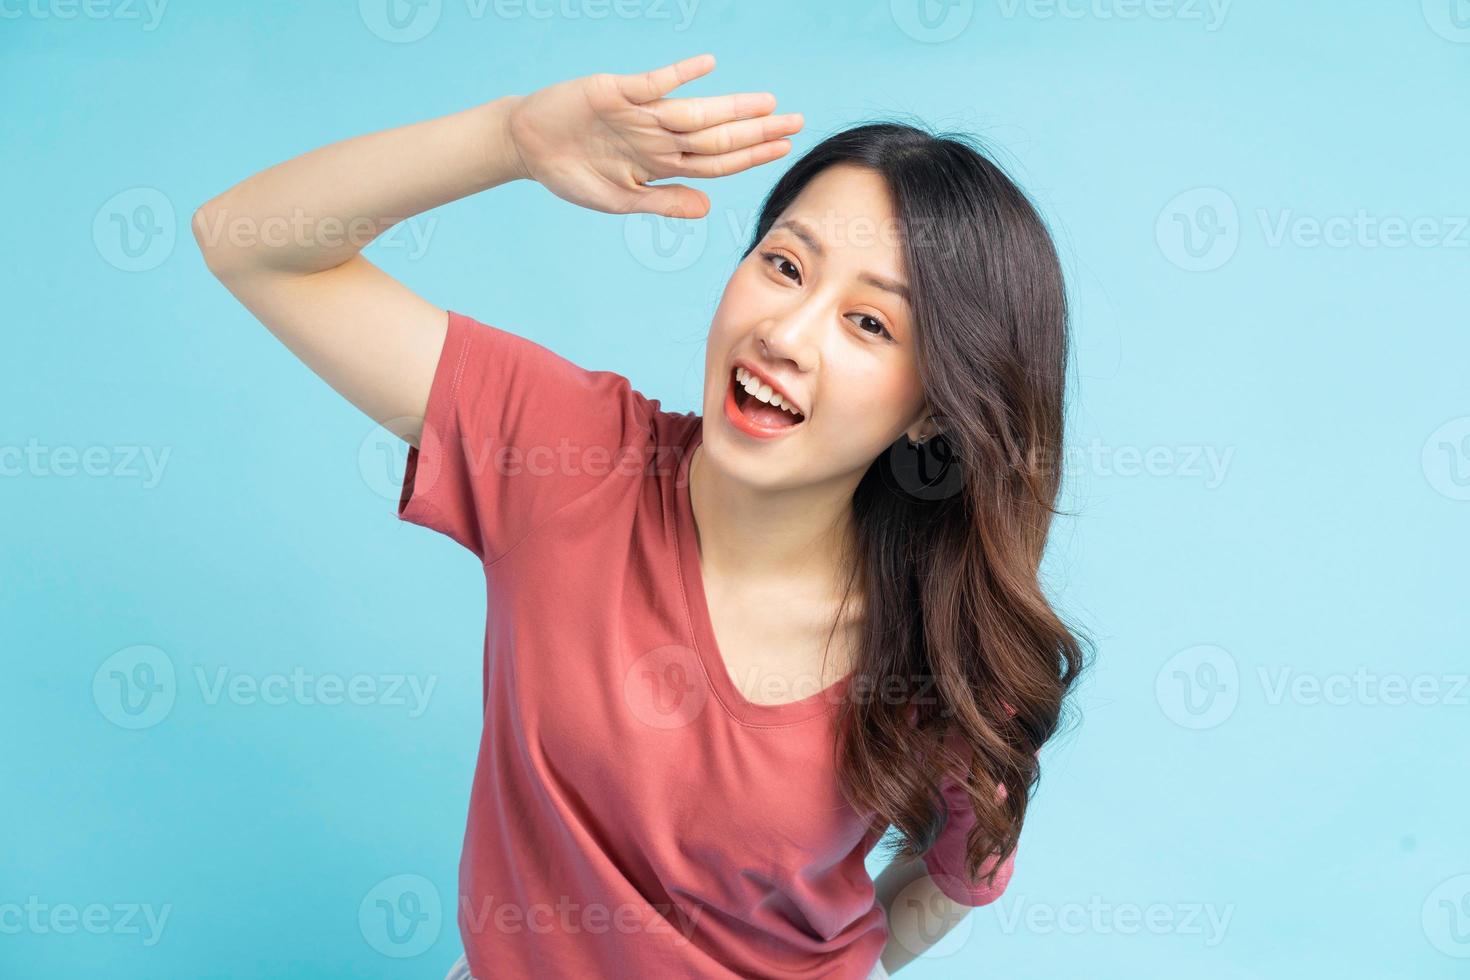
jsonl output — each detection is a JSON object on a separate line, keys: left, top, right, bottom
{"left": 771, "top": 218, "right": 911, "bottom": 304}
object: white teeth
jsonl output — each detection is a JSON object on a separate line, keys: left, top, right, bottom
{"left": 734, "top": 367, "right": 804, "bottom": 417}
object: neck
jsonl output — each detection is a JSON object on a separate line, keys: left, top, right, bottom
{"left": 687, "top": 438, "right": 862, "bottom": 608}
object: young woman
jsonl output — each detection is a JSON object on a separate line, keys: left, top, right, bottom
{"left": 195, "top": 53, "right": 1087, "bottom": 980}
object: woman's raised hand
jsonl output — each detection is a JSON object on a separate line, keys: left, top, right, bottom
{"left": 503, "top": 53, "right": 804, "bottom": 219}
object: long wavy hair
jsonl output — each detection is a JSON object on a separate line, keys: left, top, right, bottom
{"left": 737, "top": 121, "right": 1092, "bottom": 886}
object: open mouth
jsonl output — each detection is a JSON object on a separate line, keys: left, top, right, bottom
{"left": 730, "top": 367, "right": 805, "bottom": 429}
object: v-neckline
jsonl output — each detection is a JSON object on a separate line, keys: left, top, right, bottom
{"left": 673, "top": 420, "right": 853, "bottom": 727}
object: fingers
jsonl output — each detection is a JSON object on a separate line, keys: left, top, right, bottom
{"left": 675, "top": 138, "right": 795, "bottom": 179}
{"left": 618, "top": 53, "right": 716, "bottom": 105}
{"left": 654, "top": 91, "right": 779, "bottom": 133}
{"left": 672, "top": 112, "right": 803, "bottom": 157}
{"left": 631, "top": 183, "right": 711, "bottom": 220}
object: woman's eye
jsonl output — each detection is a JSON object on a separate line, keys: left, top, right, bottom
{"left": 849, "top": 313, "right": 893, "bottom": 340}
{"left": 762, "top": 251, "right": 799, "bottom": 281}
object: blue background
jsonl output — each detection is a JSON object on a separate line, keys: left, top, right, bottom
{"left": 5, "top": 2, "right": 1469, "bottom": 977}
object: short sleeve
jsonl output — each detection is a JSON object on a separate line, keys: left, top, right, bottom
{"left": 397, "top": 310, "right": 658, "bottom": 563}
{"left": 920, "top": 770, "right": 1017, "bottom": 907}
{"left": 919, "top": 723, "right": 1033, "bottom": 907}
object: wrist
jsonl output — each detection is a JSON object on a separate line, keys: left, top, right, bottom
{"left": 476, "top": 94, "right": 530, "bottom": 187}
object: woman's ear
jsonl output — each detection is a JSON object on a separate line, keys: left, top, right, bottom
{"left": 905, "top": 404, "right": 941, "bottom": 446}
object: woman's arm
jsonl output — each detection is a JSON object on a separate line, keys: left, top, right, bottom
{"left": 192, "top": 97, "right": 522, "bottom": 447}
{"left": 193, "top": 96, "right": 524, "bottom": 280}
{"left": 873, "top": 854, "right": 972, "bottom": 973}
{"left": 192, "top": 53, "right": 802, "bottom": 450}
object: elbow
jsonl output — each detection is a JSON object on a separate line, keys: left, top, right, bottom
{"left": 191, "top": 198, "right": 242, "bottom": 280}
{"left": 191, "top": 202, "right": 223, "bottom": 275}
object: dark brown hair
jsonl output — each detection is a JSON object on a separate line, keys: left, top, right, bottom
{"left": 738, "top": 121, "right": 1092, "bottom": 886}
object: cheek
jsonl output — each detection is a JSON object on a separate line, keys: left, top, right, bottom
{"left": 706, "top": 286, "right": 751, "bottom": 356}
{"left": 705, "top": 273, "right": 765, "bottom": 379}
{"left": 818, "top": 372, "right": 915, "bottom": 441}
{"left": 714, "top": 282, "right": 764, "bottom": 334}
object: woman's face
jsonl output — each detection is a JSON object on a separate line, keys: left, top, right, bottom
{"left": 702, "top": 163, "right": 931, "bottom": 491}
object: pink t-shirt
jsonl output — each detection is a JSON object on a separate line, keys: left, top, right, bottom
{"left": 397, "top": 310, "right": 1015, "bottom": 978}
